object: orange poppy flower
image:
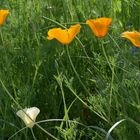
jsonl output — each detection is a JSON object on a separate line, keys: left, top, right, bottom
{"left": 121, "top": 31, "right": 140, "bottom": 47}
{"left": 47, "top": 24, "right": 81, "bottom": 45}
{"left": 0, "top": 10, "right": 9, "bottom": 26}
{"left": 86, "top": 18, "right": 112, "bottom": 38}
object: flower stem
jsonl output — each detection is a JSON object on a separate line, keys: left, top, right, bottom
{"left": 8, "top": 127, "right": 27, "bottom": 140}
{"left": 101, "top": 41, "right": 115, "bottom": 120}
{"left": 66, "top": 45, "right": 90, "bottom": 95}
{"left": 35, "top": 123, "right": 59, "bottom": 140}
{"left": 31, "top": 128, "right": 37, "bottom": 140}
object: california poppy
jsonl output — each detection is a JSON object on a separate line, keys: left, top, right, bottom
{"left": 121, "top": 31, "right": 140, "bottom": 47}
{"left": 47, "top": 24, "right": 81, "bottom": 45}
{"left": 0, "top": 10, "right": 9, "bottom": 26}
{"left": 16, "top": 107, "right": 40, "bottom": 128}
{"left": 86, "top": 18, "right": 112, "bottom": 38}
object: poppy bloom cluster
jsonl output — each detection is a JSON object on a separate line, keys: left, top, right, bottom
{"left": 47, "top": 17, "right": 112, "bottom": 45}
{"left": 47, "top": 17, "right": 140, "bottom": 48}
{"left": 0, "top": 9, "right": 139, "bottom": 48}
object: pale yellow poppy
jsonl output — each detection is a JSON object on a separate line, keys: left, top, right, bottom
{"left": 16, "top": 107, "right": 40, "bottom": 128}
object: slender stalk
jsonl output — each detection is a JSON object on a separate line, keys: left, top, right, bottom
{"left": 35, "top": 123, "right": 59, "bottom": 140}
{"left": 35, "top": 119, "right": 112, "bottom": 137}
{"left": 42, "top": 16, "right": 66, "bottom": 29}
{"left": 0, "top": 78, "right": 22, "bottom": 109}
{"left": 65, "top": 45, "right": 90, "bottom": 95}
{"left": 55, "top": 75, "right": 69, "bottom": 129}
{"left": 109, "top": 59, "right": 115, "bottom": 119}
{"left": 31, "top": 128, "right": 37, "bottom": 140}
{"left": 108, "top": 33, "right": 120, "bottom": 49}
{"left": 0, "top": 28, "right": 4, "bottom": 45}
{"left": 101, "top": 41, "right": 116, "bottom": 120}
{"left": 8, "top": 127, "right": 27, "bottom": 140}
{"left": 32, "top": 61, "right": 42, "bottom": 88}
{"left": 101, "top": 42, "right": 112, "bottom": 71}
{"left": 65, "top": 78, "right": 108, "bottom": 122}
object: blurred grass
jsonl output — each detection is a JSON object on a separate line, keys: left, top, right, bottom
{"left": 0, "top": 0, "right": 140, "bottom": 139}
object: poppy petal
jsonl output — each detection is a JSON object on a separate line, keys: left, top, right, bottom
{"left": 0, "top": 10, "right": 9, "bottom": 25}
{"left": 86, "top": 20, "right": 100, "bottom": 37}
{"left": 121, "top": 31, "right": 140, "bottom": 47}
{"left": 86, "top": 18, "right": 112, "bottom": 38}
{"left": 47, "top": 28, "right": 69, "bottom": 45}
{"left": 68, "top": 24, "right": 81, "bottom": 43}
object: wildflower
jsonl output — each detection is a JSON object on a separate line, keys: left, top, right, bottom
{"left": 86, "top": 17, "right": 112, "bottom": 38}
{"left": 121, "top": 31, "right": 140, "bottom": 47}
{"left": 16, "top": 107, "right": 40, "bottom": 128}
{"left": 47, "top": 24, "right": 81, "bottom": 45}
{"left": 0, "top": 10, "right": 9, "bottom": 26}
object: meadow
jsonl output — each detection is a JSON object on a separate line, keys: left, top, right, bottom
{"left": 0, "top": 0, "right": 140, "bottom": 139}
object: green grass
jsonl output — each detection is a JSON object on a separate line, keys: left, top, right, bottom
{"left": 0, "top": 0, "right": 140, "bottom": 139}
